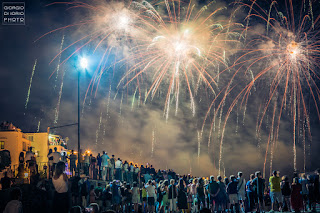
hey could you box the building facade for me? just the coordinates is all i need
[0,123,32,167]
[25,133,68,164]
[25,132,49,164]
[0,122,69,171]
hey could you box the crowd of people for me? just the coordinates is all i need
[1,149,320,213]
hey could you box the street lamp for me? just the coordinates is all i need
[80,58,88,69]
[77,57,88,176]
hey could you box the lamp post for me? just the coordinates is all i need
[78,57,88,176]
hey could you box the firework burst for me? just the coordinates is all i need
[120,0,241,119]
[38,0,159,101]
[206,0,320,174]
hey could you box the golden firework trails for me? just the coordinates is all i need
[204,0,320,174]
[39,0,160,99]
[37,0,320,173]
[40,0,241,118]
[119,0,241,119]
[25,59,37,111]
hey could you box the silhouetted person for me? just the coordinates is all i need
[1,172,11,190]
[25,147,34,164]
[3,187,22,213]
[48,147,62,175]
[69,150,77,177]
[252,171,265,212]
[17,152,25,179]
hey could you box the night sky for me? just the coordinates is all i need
[0,0,319,177]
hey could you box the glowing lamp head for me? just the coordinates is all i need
[80,58,88,69]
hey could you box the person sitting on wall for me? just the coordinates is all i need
[48,147,62,175]
[53,147,62,160]
[25,147,37,174]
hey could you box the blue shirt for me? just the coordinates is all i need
[246,180,253,192]
[101,154,110,167]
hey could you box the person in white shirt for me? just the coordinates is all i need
[25,147,36,172]
[237,171,246,212]
[101,151,110,181]
[3,188,22,213]
[52,161,68,212]
[48,147,61,173]
[115,158,122,181]
[145,180,156,213]
[25,147,35,162]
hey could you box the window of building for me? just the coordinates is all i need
[28,136,34,142]
[0,141,4,150]
[23,142,26,151]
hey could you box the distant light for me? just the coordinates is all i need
[80,58,88,69]
[24,173,29,178]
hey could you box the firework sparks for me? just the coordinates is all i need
[197,130,201,164]
[96,111,103,146]
[35,0,320,174]
[39,0,157,105]
[120,0,240,120]
[54,34,65,90]
[208,0,320,173]
[42,0,240,122]
[25,59,37,111]
[54,70,65,124]
[151,128,155,157]
[37,120,41,132]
